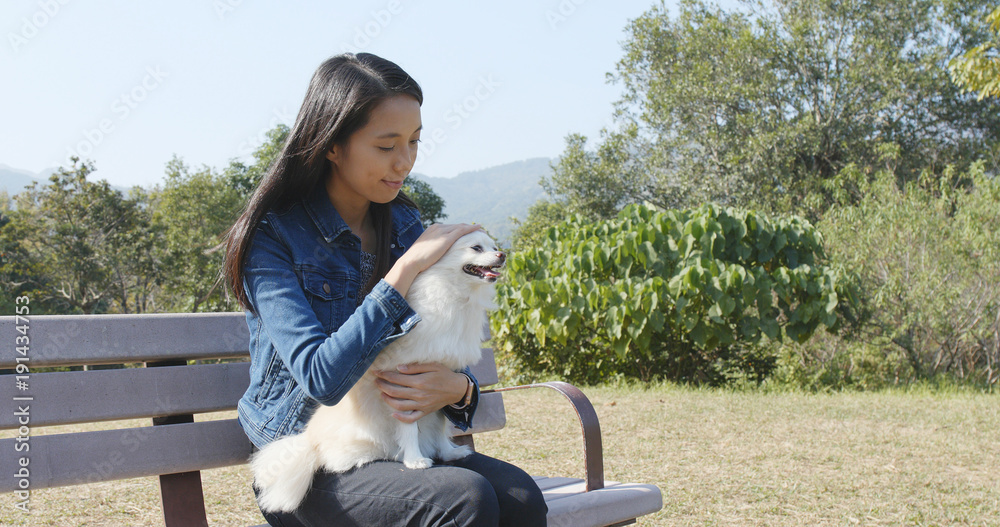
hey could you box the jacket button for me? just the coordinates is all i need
[322,283,331,294]
[390,243,396,248]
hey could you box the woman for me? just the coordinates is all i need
[224,53,547,526]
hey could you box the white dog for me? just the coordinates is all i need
[251,230,505,513]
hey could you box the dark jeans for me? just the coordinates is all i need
[255,452,547,527]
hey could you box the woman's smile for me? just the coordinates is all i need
[382,178,405,191]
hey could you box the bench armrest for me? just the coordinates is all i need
[483,381,604,491]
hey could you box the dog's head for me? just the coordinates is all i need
[406,231,507,310]
[407,229,505,321]
[443,230,505,285]
[415,230,505,302]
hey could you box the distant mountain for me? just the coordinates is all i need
[413,157,551,245]
[0,165,50,195]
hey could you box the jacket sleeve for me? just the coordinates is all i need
[244,220,419,406]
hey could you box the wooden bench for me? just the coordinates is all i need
[1,313,662,526]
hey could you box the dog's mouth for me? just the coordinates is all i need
[463,264,503,283]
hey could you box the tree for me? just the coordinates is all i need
[0,191,50,314]
[151,157,243,312]
[402,178,447,227]
[224,124,289,199]
[6,160,158,314]
[508,200,569,252]
[539,0,1000,222]
[542,124,651,222]
[109,186,161,314]
[950,6,1000,100]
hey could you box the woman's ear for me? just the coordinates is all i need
[325,147,338,163]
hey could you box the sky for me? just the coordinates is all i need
[2,0,715,189]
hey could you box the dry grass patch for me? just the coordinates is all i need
[475,386,1000,526]
[3,387,998,526]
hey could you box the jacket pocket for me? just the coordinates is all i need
[300,267,347,332]
[254,350,291,407]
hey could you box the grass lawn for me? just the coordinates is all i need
[2,385,998,526]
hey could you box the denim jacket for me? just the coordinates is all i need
[237,188,479,449]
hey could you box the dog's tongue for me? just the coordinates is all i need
[482,268,500,279]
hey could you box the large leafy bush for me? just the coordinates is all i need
[492,204,850,385]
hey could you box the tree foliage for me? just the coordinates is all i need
[509,199,570,252]
[402,178,447,227]
[950,6,1000,100]
[542,125,650,221]
[789,160,1000,387]
[0,191,49,315]
[224,124,289,199]
[536,0,1000,226]
[492,203,851,385]
[1,160,158,313]
[151,157,244,312]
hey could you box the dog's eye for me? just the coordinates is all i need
[471,245,483,253]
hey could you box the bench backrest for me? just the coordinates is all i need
[0,313,507,494]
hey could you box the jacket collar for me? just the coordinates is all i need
[303,185,351,243]
[301,185,423,244]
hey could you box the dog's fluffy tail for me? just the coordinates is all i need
[251,433,318,513]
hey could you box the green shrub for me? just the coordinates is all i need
[491,203,851,385]
[787,161,1000,388]
[770,332,916,391]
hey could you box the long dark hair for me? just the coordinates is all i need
[224,53,422,312]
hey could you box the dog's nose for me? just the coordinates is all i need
[496,252,506,264]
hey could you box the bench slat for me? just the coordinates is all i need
[0,313,499,382]
[1,313,502,375]
[0,363,251,430]
[0,313,251,368]
[1,363,504,432]
[452,391,505,437]
[0,392,506,493]
[0,419,252,493]
[469,346,498,387]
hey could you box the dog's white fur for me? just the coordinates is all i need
[251,230,504,513]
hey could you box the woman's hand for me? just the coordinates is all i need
[373,362,469,423]
[383,223,482,297]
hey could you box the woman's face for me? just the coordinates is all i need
[326,94,422,213]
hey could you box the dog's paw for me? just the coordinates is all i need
[439,444,474,462]
[404,457,434,469]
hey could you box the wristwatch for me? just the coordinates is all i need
[448,373,475,410]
